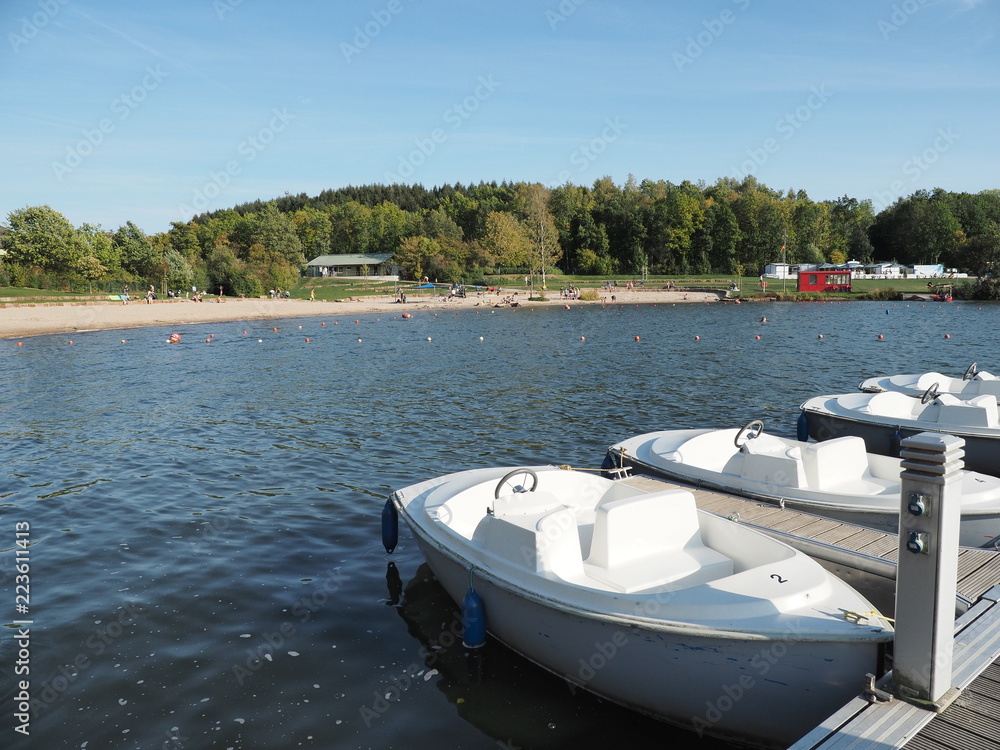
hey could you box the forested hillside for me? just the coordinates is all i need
[3,176,999,297]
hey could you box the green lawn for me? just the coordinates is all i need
[2,275,969,303]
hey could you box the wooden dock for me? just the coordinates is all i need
[619,474,1000,749]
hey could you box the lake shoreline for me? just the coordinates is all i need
[0,289,728,339]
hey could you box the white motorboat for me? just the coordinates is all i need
[385,465,892,748]
[800,390,1000,477]
[607,423,1000,548]
[859,362,1000,399]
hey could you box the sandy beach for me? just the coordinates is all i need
[0,289,726,339]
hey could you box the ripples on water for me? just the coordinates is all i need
[0,300,990,748]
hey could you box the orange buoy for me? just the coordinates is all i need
[580,336,586,341]
[755,335,761,340]
[16,342,22,346]
[168,333,182,344]
[321,322,326,326]
[242,330,248,335]
[210,334,215,338]
[355,320,360,324]
[205,338,211,343]
[298,326,302,330]
[818,334,823,339]
[121,340,126,344]
[877,334,884,340]
[273,327,278,331]
[305,338,310,342]
[944,334,951,339]
[68,340,74,345]
[634,335,640,341]
[694,336,700,341]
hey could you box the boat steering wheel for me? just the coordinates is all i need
[734,420,764,448]
[964,362,978,381]
[494,468,539,499]
[920,382,940,404]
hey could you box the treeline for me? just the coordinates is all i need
[2,176,999,295]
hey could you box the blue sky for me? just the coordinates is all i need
[1,0,996,235]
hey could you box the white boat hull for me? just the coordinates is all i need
[390,466,892,748]
[414,535,882,748]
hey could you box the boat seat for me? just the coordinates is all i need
[802,436,872,490]
[864,391,917,418]
[584,490,733,593]
[479,505,584,580]
[740,443,805,488]
[936,394,999,428]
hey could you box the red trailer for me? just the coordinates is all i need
[797,270,852,293]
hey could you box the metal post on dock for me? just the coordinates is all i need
[892,431,964,709]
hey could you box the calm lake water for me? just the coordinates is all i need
[0,299,991,749]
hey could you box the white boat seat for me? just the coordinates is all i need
[802,436,872,491]
[740,444,805,488]
[584,490,733,593]
[479,505,584,580]
[936,394,999,428]
[864,391,917,418]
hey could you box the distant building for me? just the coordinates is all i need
[797,269,852,293]
[305,253,399,279]
[762,263,793,279]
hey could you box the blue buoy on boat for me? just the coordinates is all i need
[889,427,903,458]
[382,498,398,553]
[600,452,617,479]
[796,412,810,442]
[462,570,486,648]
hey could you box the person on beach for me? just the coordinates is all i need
[146,285,155,303]
[310,288,315,301]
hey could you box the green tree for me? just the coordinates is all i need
[248,204,304,267]
[330,201,373,253]
[115,221,159,278]
[481,211,530,271]
[516,183,562,287]
[4,205,80,269]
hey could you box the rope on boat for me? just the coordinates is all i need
[557,464,606,473]
[842,609,895,625]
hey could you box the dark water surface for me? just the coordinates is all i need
[0,299,990,749]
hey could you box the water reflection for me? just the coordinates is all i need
[389,563,732,749]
